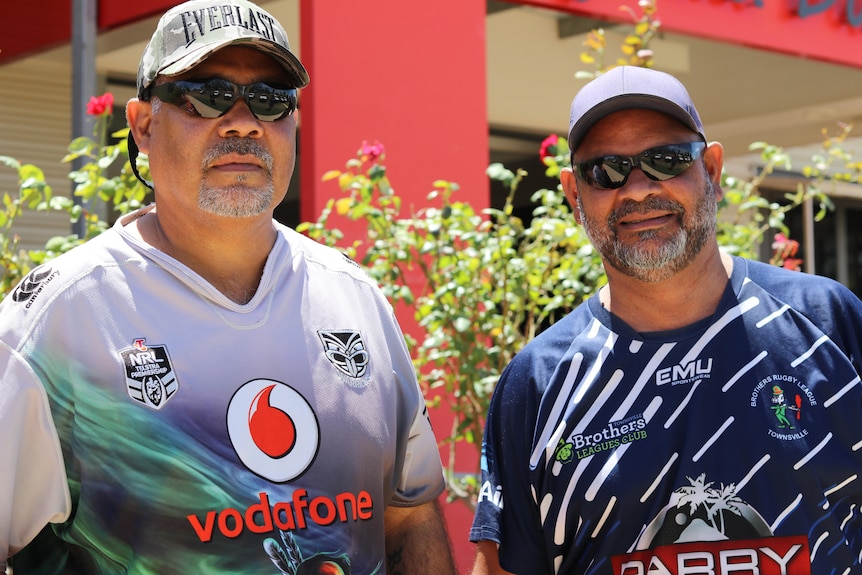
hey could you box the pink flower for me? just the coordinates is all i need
[360,140,385,163]
[86,93,114,116]
[783,258,803,272]
[539,134,559,160]
[771,232,803,271]
[772,233,799,258]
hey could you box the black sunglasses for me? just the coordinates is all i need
[148,79,297,122]
[574,141,707,190]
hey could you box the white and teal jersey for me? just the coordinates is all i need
[471,256,862,575]
[0,207,445,574]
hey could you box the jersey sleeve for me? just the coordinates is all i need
[469,353,550,574]
[0,341,71,565]
[385,314,446,507]
[743,257,862,373]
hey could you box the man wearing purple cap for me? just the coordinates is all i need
[0,0,457,573]
[470,66,862,574]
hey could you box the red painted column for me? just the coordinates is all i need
[299,1,488,571]
[298,0,489,223]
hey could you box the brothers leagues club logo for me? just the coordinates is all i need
[750,374,817,441]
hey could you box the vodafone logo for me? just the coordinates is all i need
[227,379,320,483]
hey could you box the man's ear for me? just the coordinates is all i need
[703,141,725,201]
[560,167,582,224]
[126,98,153,156]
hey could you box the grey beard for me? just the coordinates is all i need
[579,179,717,283]
[199,139,275,218]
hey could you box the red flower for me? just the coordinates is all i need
[771,232,803,271]
[783,258,804,271]
[86,93,114,116]
[360,140,385,163]
[539,134,559,160]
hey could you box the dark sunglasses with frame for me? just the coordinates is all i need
[145,78,297,122]
[573,140,707,190]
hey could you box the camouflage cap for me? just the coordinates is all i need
[136,0,309,97]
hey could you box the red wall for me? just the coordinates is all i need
[5,0,861,68]
[299,1,489,571]
[522,0,862,69]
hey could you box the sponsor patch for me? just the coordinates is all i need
[226,379,320,483]
[120,338,179,409]
[613,535,810,575]
[558,414,648,463]
[619,473,811,574]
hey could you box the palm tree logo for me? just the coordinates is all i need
[677,474,744,538]
[636,472,772,549]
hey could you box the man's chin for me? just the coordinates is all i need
[198,187,273,219]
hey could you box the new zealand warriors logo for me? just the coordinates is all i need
[120,339,179,409]
[318,330,370,387]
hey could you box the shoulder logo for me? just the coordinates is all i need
[750,374,816,441]
[119,338,179,409]
[12,266,60,308]
[318,330,371,388]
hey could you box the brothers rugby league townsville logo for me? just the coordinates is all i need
[119,338,179,409]
[750,374,817,441]
[613,473,811,574]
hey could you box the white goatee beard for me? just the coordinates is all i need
[199,139,275,218]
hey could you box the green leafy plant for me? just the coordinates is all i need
[299,139,604,506]
[0,92,149,293]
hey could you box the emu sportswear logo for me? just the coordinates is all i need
[318,330,370,388]
[227,379,320,482]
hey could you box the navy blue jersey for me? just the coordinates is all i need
[471,256,862,574]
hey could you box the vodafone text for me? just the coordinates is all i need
[188,489,373,541]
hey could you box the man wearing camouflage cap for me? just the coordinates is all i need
[0,1,457,573]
